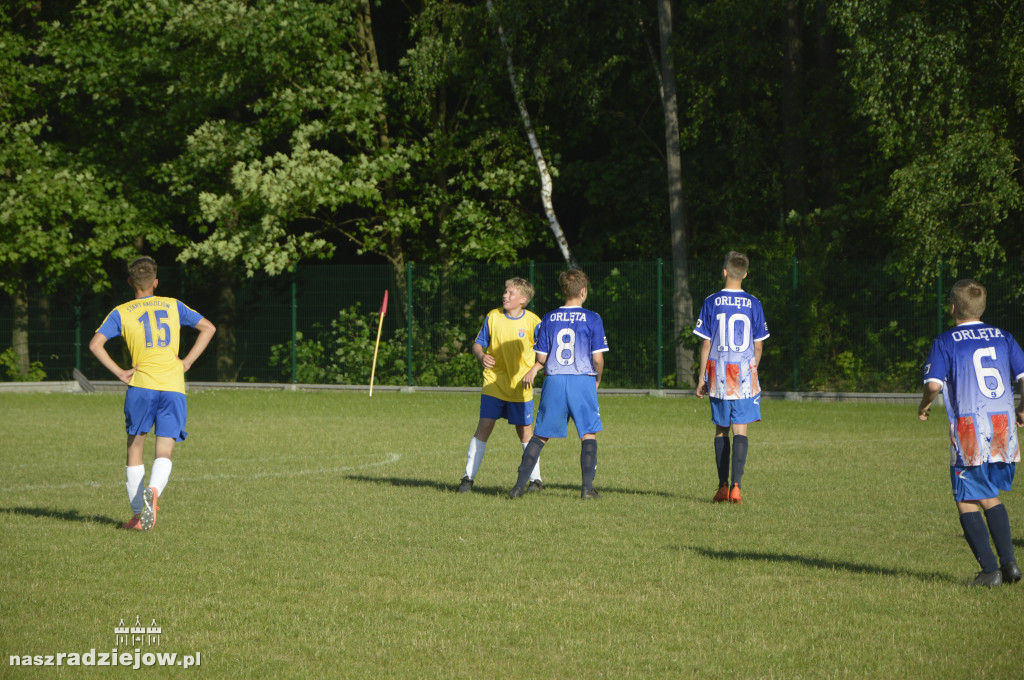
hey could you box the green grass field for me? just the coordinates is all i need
[2,390,1022,678]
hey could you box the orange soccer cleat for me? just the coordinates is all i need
[123,514,143,530]
[728,483,742,504]
[713,483,730,503]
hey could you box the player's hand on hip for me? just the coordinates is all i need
[119,367,136,385]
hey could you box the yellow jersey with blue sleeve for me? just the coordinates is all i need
[476,308,541,403]
[95,296,205,394]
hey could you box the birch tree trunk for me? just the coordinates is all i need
[485,0,575,266]
[656,0,695,387]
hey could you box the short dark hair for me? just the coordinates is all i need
[559,269,589,299]
[950,279,986,320]
[128,256,157,290]
[724,251,749,280]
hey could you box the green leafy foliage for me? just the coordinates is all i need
[0,348,46,381]
[268,304,480,387]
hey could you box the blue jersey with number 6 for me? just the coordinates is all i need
[923,321,1024,467]
[693,289,769,400]
[535,306,609,376]
[96,296,205,394]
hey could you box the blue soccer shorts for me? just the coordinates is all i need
[124,387,189,441]
[479,394,534,426]
[534,374,602,439]
[950,462,1015,502]
[710,394,761,427]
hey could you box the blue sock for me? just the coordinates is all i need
[516,436,545,489]
[714,437,730,485]
[984,504,1016,566]
[731,435,748,487]
[960,511,999,573]
[581,439,597,490]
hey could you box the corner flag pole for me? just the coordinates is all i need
[369,290,388,397]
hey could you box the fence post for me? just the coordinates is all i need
[291,265,298,384]
[936,259,943,337]
[407,262,414,386]
[792,256,799,391]
[528,260,535,312]
[656,258,663,389]
[74,294,82,372]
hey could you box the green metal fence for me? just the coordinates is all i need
[2,260,1022,391]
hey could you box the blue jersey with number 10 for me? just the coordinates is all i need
[923,321,1024,467]
[535,306,609,376]
[694,289,769,400]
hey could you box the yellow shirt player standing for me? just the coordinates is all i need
[459,278,542,492]
[89,257,216,531]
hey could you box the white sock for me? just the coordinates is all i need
[148,458,173,497]
[126,465,146,515]
[526,442,542,482]
[465,438,486,479]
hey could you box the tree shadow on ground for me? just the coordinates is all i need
[681,546,960,585]
[0,506,122,528]
[343,475,675,498]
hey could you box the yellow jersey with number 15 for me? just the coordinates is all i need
[95,296,205,394]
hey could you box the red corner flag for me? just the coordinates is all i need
[379,289,389,318]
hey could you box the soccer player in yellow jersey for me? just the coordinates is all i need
[89,257,216,531]
[459,278,542,493]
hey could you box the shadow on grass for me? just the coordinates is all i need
[683,546,959,585]
[343,475,675,498]
[0,506,122,528]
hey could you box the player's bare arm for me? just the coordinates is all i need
[918,381,942,420]
[754,339,763,367]
[593,351,604,389]
[1017,377,1024,427]
[88,332,135,385]
[472,341,495,369]
[522,356,546,387]
[181,317,217,372]
[696,338,711,398]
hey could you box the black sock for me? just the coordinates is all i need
[731,435,748,487]
[714,437,730,485]
[516,436,545,489]
[960,511,999,573]
[581,439,597,490]
[984,504,1016,566]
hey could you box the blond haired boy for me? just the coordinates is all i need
[459,278,543,492]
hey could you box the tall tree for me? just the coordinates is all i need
[1,2,169,377]
[835,0,1024,284]
[485,0,574,265]
[655,0,695,386]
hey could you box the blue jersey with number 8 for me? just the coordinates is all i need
[96,296,205,393]
[924,321,1024,467]
[534,306,609,376]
